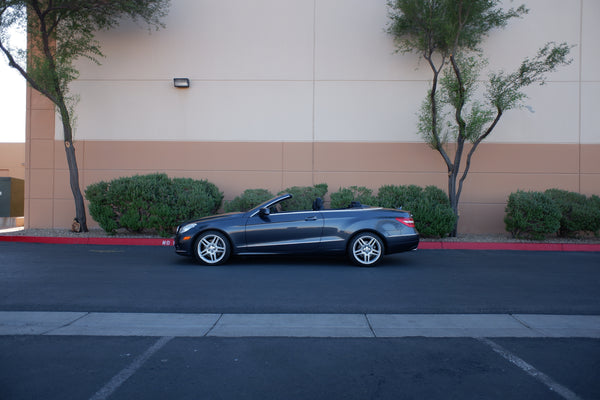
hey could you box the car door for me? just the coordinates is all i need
[244,210,324,254]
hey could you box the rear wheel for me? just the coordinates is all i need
[348,232,384,266]
[194,231,231,265]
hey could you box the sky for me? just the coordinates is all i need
[0,27,26,143]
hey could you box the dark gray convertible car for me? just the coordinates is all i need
[175,194,419,266]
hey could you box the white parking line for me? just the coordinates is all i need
[88,336,174,400]
[477,338,584,400]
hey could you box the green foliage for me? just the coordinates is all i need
[224,189,274,212]
[487,42,573,111]
[504,190,561,240]
[330,186,375,208]
[545,189,600,237]
[376,184,422,209]
[387,0,527,57]
[85,173,223,236]
[387,0,571,237]
[376,185,456,238]
[417,90,446,150]
[589,196,600,236]
[504,189,600,240]
[278,184,328,211]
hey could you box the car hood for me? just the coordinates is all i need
[180,212,244,226]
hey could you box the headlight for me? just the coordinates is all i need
[178,223,197,234]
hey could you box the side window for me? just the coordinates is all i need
[269,203,283,214]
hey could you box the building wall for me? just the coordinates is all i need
[25,0,600,233]
[0,143,25,180]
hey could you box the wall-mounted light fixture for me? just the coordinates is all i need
[173,78,190,88]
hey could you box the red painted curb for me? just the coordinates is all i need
[1,235,599,251]
[418,241,600,252]
[0,236,175,246]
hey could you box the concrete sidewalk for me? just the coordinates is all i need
[1,312,599,338]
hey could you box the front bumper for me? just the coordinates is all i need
[174,234,194,256]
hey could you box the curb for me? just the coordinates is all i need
[0,236,175,246]
[1,235,599,251]
[417,241,600,252]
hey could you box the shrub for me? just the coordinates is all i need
[376,184,456,238]
[376,184,422,209]
[588,195,600,236]
[545,189,600,237]
[278,183,328,211]
[224,189,274,212]
[504,190,561,240]
[85,173,223,236]
[330,186,376,208]
[413,186,458,238]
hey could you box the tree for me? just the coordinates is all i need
[387,0,571,236]
[0,0,170,232]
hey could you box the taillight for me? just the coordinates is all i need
[396,217,415,228]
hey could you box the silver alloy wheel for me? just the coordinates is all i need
[351,233,383,266]
[195,232,229,265]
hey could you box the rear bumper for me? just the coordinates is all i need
[386,234,420,254]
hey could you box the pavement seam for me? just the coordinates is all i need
[364,314,377,337]
[509,314,545,337]
[204,313,224,337]
[41,312,90,336]
[508,314,548,337]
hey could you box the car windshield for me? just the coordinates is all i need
[252,194,292,213]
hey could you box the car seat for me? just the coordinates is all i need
[312,197,324,211]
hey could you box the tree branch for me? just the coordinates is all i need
[424,53,453,171]
[457,106,503,198]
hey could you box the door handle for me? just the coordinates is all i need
[305,216,318,221]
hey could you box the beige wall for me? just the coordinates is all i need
[0,143,25,180]
[24,0,600,233]
[65,0,593,145]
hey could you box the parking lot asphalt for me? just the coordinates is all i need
[1,236,599,400]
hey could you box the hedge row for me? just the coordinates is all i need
[223,185,329,213]
[85,173,223,236]
[85,174,599,241]
[224,184,456,238]
[504,189,600,240]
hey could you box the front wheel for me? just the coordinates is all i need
[348,233,384,266]
[194,231,231,265]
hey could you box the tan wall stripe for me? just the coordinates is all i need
[20,138,600,234]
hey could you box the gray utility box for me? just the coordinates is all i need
[0,177,25,217]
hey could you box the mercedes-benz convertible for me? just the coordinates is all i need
[175,194,419,266]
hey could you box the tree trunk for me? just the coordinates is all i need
[448,169,459,237]
[64,140,88,232]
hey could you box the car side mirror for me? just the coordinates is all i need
[259,207,270,217]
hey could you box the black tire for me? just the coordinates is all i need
[348,232,384,266]
[193,231,231,266]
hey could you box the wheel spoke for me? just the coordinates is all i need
[352,234,382,265]
[198,235,226,263]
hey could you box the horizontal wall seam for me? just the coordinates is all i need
[50,169,600,175]
[73,78,592,84]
